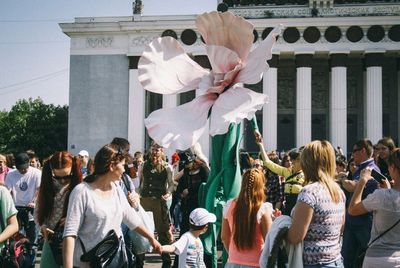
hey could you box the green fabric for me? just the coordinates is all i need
[40,241,62,268]
[200,117,259,267]
[249,116,259,132]
[0,186,18,250]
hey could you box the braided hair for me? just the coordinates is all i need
[232,168,266,250]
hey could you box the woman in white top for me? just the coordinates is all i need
[63,144,161,268]
[349,148,400,268]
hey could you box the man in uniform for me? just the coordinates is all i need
[139,144,174,268]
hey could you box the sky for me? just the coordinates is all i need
[0,0,216,111]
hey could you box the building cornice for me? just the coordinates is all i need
[59,14,400,56]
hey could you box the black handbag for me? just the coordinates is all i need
[354,218,400,268]
[47,221,64,265]
[78,229,129,268]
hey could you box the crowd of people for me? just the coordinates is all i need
[0,134,399,268]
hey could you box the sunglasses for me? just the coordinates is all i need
[352,148,362,153]
[52,170,74,181]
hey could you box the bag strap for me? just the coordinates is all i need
[285,172,301,183]
[77,236,87,254]
[367,217,400,248]
[121,173,131,193]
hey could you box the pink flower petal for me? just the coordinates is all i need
[138,37,209,95]
[196,11,253,61]
[206,45,240,73]
[235,26,282,85]
[209,86,268,136]
[144,94,218,150]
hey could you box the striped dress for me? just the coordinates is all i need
[297,182,346,265]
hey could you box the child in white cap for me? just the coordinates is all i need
[161,208,216,268]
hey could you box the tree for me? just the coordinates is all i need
[0,98,68,161]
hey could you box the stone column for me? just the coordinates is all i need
[162,94,178,109]
[128,68,146,153]
[364,53,384,143]
[295,54,313,148]
[329,53,348,154]
[263,55,278,150]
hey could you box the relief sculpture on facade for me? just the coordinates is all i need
[86,37,113,48]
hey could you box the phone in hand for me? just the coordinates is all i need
[370,169,388,183]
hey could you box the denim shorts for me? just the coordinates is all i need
[303,258,344,268]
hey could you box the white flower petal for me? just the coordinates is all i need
[209,87,268,136]
[144,94,217,150]
[138,37,209,95]
[235,26,282,85]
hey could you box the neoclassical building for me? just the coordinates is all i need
[60,0,400,158]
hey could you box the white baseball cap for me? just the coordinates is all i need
[189,208,216,226]
[78,150,89,157]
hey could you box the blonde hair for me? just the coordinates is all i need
[233,168,266,250]
[300,140,341,203]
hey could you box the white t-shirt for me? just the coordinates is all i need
[5,167,41,206]
[63,182,142,268]
[362,188,400,257]
[173,231,206,268]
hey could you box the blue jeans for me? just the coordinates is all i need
[342,223,371,268]
[304,258,344,268]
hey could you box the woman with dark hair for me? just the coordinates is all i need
[63,144,161,268]
[35,151,83,267]
[281,154,292,169]
[348,148,400,267]
[221,168,273,267]
[375,137,396,179]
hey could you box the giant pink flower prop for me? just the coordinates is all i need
[138,11,281,150]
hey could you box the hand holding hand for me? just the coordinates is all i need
[151,238,162,254]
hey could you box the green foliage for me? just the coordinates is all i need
[0,98,68,160]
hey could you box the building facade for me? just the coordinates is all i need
[60,1,400,158]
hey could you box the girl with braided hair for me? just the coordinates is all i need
[221,168,273,267]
